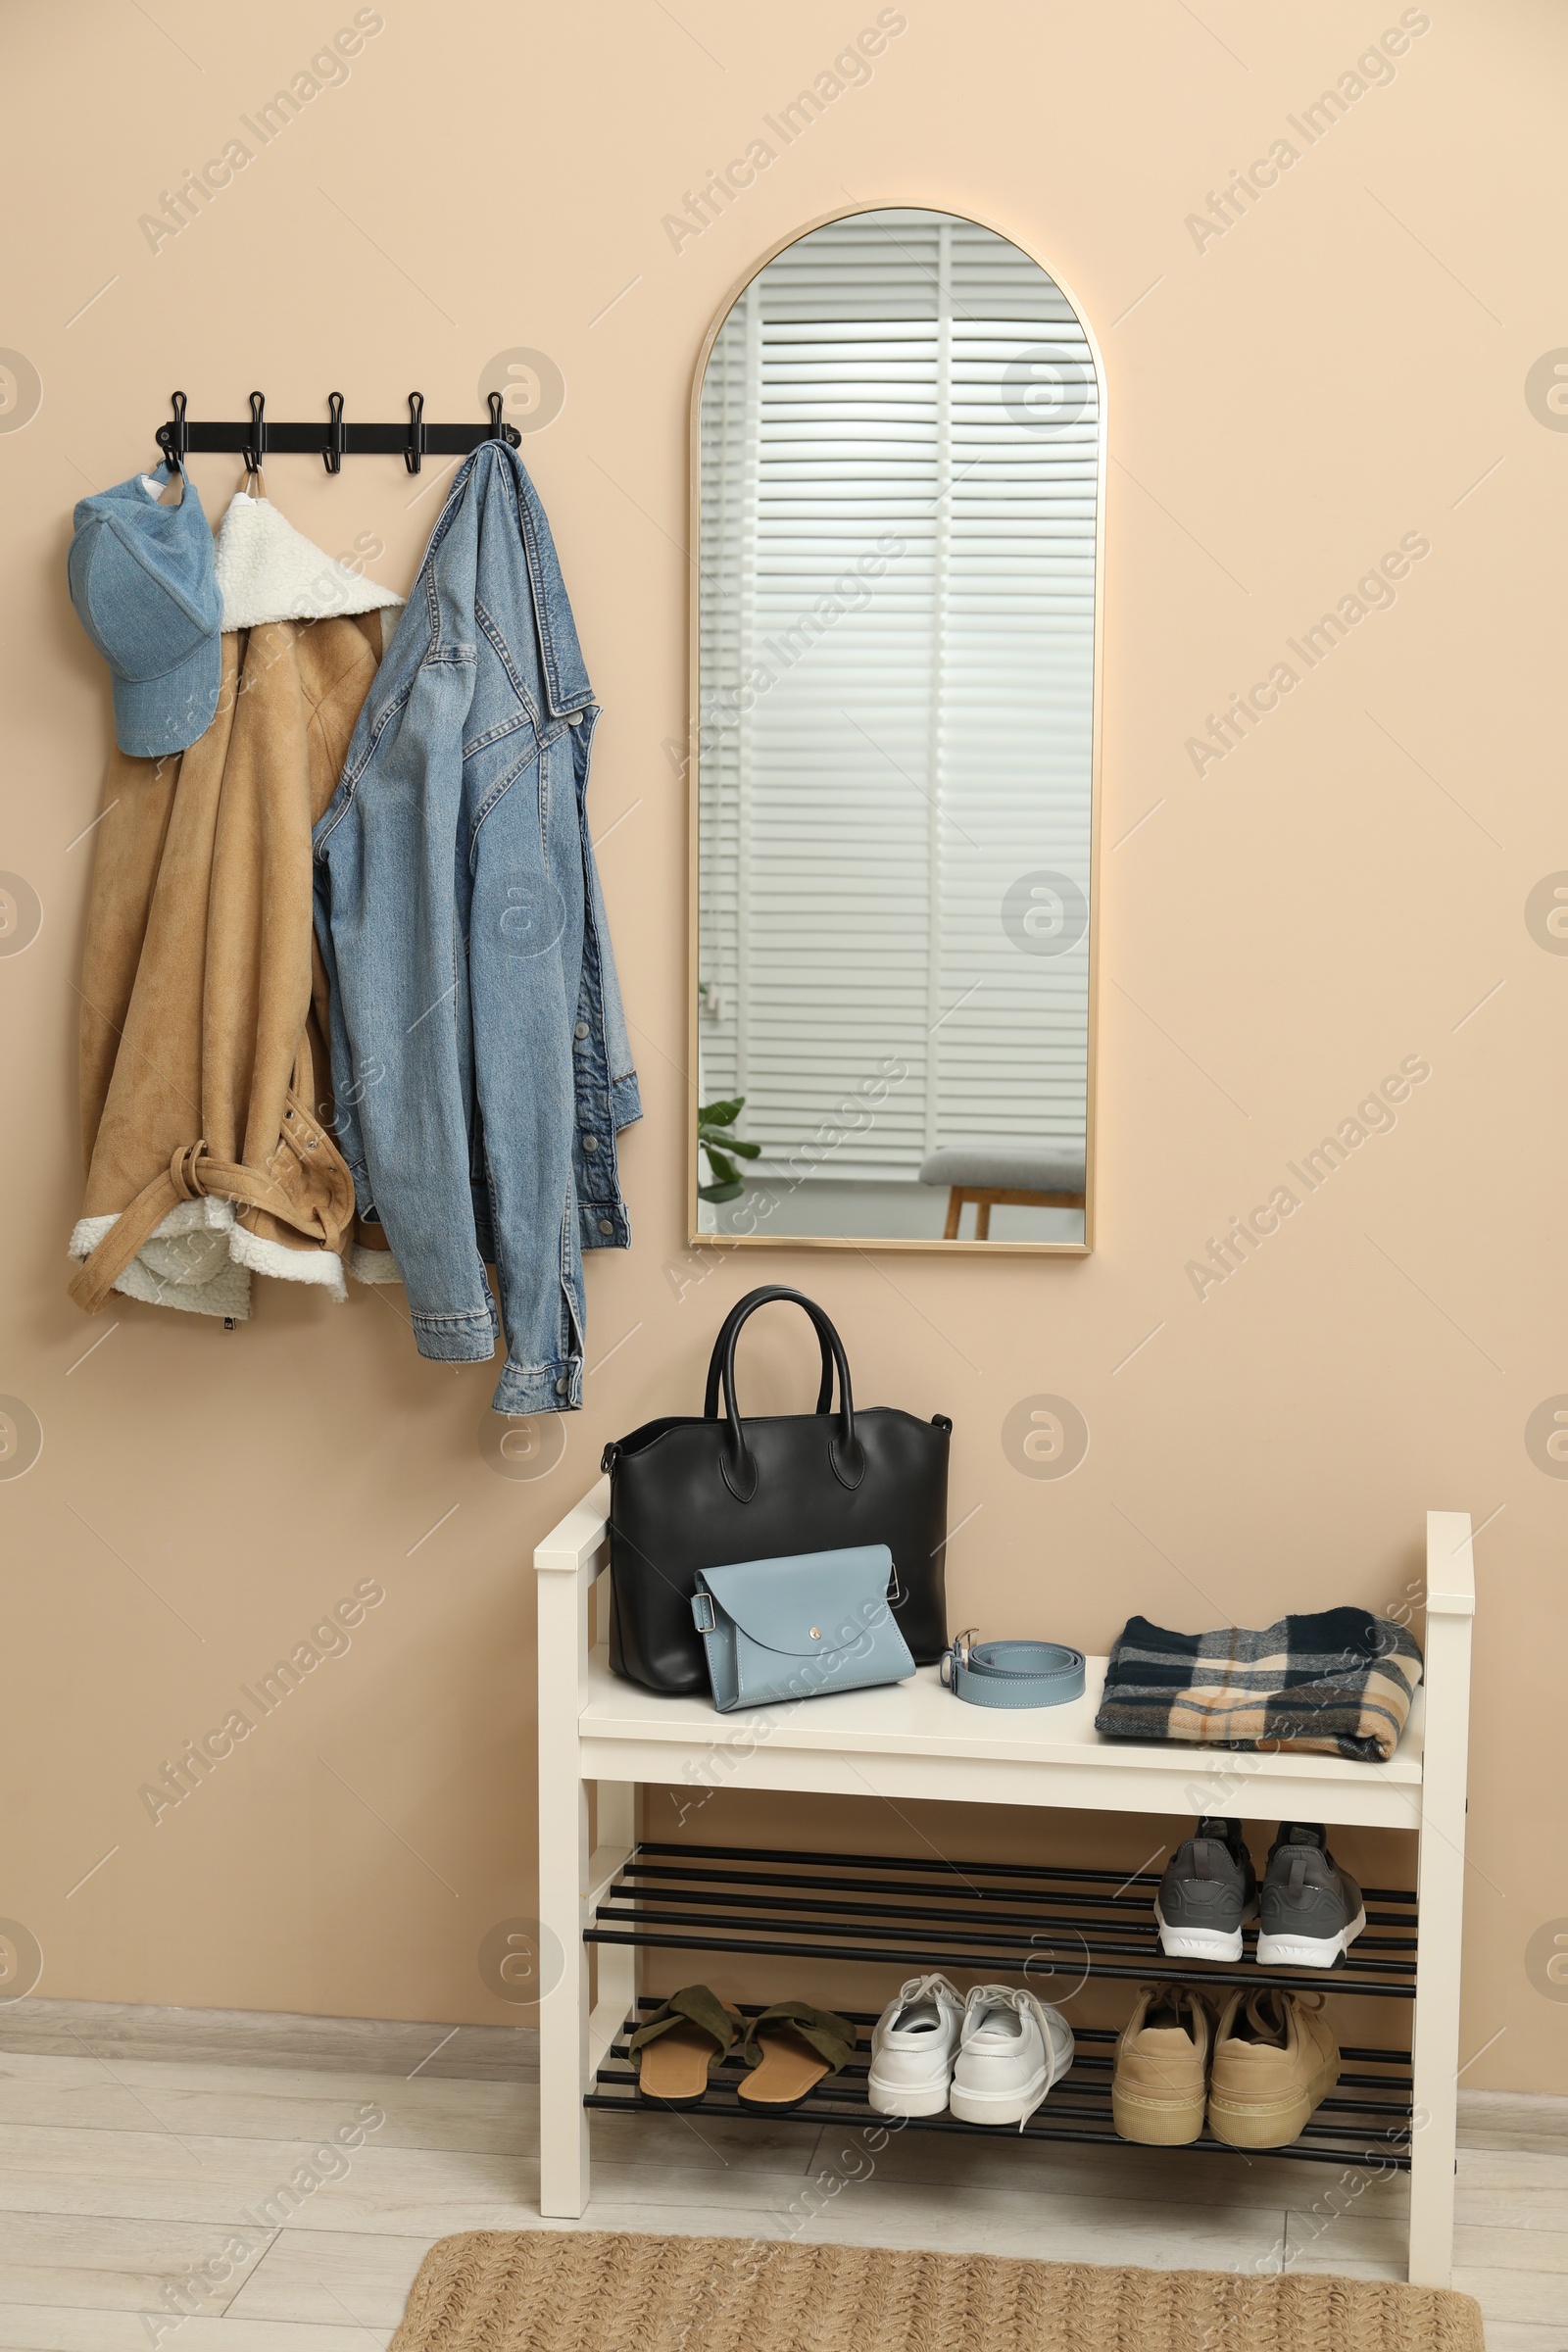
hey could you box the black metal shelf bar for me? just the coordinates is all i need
[603,2034,1413,2097]
[585,1923,1418,1997]
[620,1859,1417,1928]
[581,2084,1412,2172]
[608,2037,1412,2100]
[604,2026,1412,2097]
[633,1841,1420,1906]
[593,2073,1409,2141]
[594,2060,1419,2135]
[592,1909,1419,1984]
[616,1997,1416,2070]
[624,1859,1163,1908]
[611,1862,1419,1937]
[594,2057,1409,2126]
[600,1884,1419,1948]
[592,1904,1417,1982]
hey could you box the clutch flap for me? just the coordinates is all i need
[699,1545,895,1660]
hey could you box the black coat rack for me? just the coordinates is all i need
[156,389,520,477]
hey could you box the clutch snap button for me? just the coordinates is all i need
[809,1626,820,1640]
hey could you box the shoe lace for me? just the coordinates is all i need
[1138,1981,1205,2033]
[896,1971,959,2011]
[1238,1988,1290,2046]
[964,1981,1028,2019]
[966,1982,1067,2039]
[888,1966,963,2023]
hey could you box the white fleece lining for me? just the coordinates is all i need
[215,493,405,630]
[69,1197,350,1315]
[228,1221,348,1301]
[69,1204,253,1321]
[347,1243,405,1287]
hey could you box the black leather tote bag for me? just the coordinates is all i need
[603,1286,951,1695]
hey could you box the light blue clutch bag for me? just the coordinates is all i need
[690,1544,916,1713]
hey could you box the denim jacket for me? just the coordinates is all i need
[313,442,640,1415]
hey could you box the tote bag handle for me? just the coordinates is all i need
[703,1287,864,1502]
[703,1286,835,1419]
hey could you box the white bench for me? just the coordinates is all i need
[536,1494,1474,2287]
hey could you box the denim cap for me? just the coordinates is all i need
[68,464,221,757]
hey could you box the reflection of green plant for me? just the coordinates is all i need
[698,1096,760,1201]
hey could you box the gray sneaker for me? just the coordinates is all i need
[1154,1818,1258,1962]
[1257,1823,1366,1969]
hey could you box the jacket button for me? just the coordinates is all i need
[566,710,584,725]
[598,1218,613,1236]
[555,1376,568,1395]
[581,1135,599,1153]
[573,1021,589,1041]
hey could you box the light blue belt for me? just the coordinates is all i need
[940,1630,1086,1708]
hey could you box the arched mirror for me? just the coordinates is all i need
[690,206,1102,1251]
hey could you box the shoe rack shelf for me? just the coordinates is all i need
[586,1994,1415,2172]
[537,1490,1474,2282]
[583,1844,1416,2168]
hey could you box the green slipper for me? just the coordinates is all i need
[738,2000,857,2109]
[628,1985,741,2107]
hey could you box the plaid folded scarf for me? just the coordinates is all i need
[1095,1605,1423,1762]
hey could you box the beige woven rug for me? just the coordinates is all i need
[388,2228,1484,2352]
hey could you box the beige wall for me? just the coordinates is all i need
[3,0,1562,2091]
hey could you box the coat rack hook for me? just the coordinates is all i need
[404,390,424,475]
[244,389,267,476]
[157,389,189,472]
[324,391,345,475]
[487,389,506,441]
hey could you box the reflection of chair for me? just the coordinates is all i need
[919,1147,1087,1240]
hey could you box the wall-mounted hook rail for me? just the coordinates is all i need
[155,389,519,474]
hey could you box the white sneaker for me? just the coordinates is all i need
[949,1983,1075,2129]
[866,1972,965,2116]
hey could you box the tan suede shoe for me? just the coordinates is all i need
[1111,1984,1211,2144]
[1208,1986,1339,2148]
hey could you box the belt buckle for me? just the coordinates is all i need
[939,1626,977,1691]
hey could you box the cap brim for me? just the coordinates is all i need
[111,628,221,759]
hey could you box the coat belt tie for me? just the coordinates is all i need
[69,1109,355,1315]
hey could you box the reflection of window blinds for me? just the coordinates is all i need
[698,210,1096,1181]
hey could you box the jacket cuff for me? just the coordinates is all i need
[493,1353,581,1414]
[580,1200,630,1250]
[410,1301,497,1362]
[611,1070,642,1129]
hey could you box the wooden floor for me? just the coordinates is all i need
[0,2003,1561,2350]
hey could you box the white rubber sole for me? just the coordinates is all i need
[1152,1898,1254,1964]
[1255,1906,1366,1970]
[866,2072,952,2118]
[948,2035,1073,2127]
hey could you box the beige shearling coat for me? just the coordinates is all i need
[69,579,395,1320]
